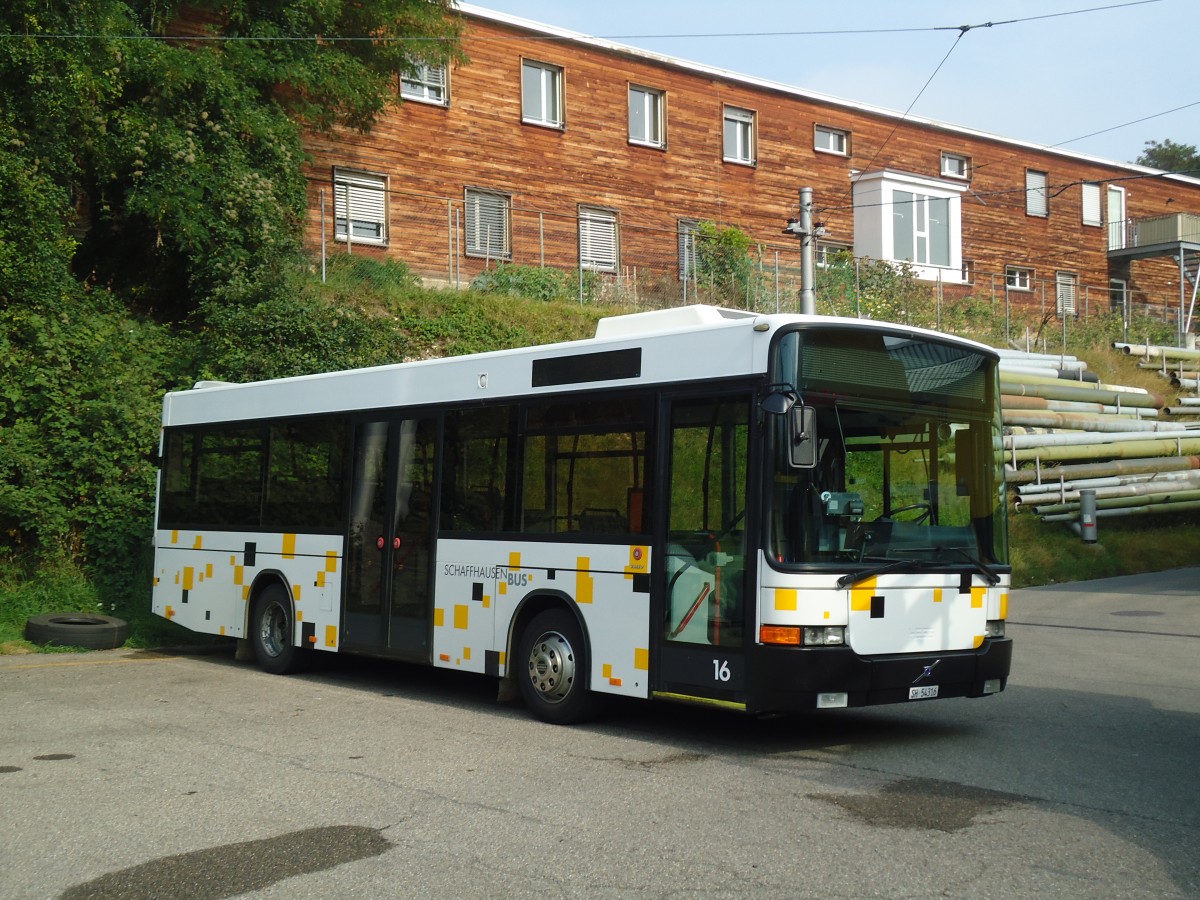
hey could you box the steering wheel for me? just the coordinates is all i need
[880,503,932,525]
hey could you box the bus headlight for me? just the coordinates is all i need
[802,626,845,647]
[985,620,1005,639]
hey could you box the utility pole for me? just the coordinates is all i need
[799,187,816,315]
[783,187,822,315]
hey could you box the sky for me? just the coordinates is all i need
[464,0,1199,168]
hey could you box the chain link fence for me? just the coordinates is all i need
[308,183,1194,345]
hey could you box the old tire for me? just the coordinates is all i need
[25,613,129,650]
[516,608,600,725]
[250,584,307,675]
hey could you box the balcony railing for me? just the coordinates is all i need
[1109,212,1200,252]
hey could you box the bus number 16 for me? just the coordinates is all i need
[712,659,731,682]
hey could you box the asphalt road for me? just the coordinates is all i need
[2,568,1197,898]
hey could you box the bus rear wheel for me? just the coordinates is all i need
[517,608,599,725]
[251,584,307,675]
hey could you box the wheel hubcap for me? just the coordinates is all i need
[260,601,287,658]
[526,630,575,703]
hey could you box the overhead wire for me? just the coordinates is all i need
[0,0,1164,43]
[4,0,1187,223]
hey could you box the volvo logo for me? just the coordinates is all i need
[912,660,941,685]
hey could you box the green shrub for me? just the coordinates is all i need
[323,254,421,296]
[471,263,575,302]
[195,290,408,383]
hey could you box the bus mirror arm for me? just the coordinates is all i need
[760,385,798,415]
[788,406,818,469]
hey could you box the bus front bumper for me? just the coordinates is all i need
[746,637,1013,713]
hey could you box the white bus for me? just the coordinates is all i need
[152,305,1011,723]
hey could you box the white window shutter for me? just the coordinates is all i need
[678,221,698,279]
[1056,272,1077,315]
[580,209,618,272]
[1082,183,1101,226]
[333,171,386,242]
[1026,170,1048,217]
[466,190,510,259]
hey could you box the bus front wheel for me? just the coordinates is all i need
[517,609,599,725]
[251,584,306,675]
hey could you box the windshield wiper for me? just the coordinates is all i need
[836,557,925,589]
[937,546,1001,586]
[835,550,1000,590]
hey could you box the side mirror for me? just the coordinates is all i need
[789,406,818,468]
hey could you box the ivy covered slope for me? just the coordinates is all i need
[0,0,464,647]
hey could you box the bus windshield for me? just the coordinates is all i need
[768,327,1008,569]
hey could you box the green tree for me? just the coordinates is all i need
[1135,139,1200,175]
[814,251,926,324]
[693,221,757,306]
[0,0,464,583]
[0,0,465,317]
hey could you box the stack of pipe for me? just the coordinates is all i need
[1114,342,1200,414]
[1001,346,1200,522]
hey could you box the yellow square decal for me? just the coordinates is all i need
[454,604,469,629]
[775,589,797,611]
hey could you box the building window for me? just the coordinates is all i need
[522,59,564,128]
[1056,271,1078,316]
[1006,266,1033,291]
[678,219,699,280]
[816,241,852,267]
[629,85,665,148]
[1026,169,1049,217]
[893,190,951,267]
[815,125,849,156]
[852,170,965,283]
[1109,278,1128,313]
[723,106,755,165]
[1082,182,1102,226]
[940,151,970,180]
[961,259,975,285]
[465,188,511,260]
[579,206,619,272]
[400,64,448,106]
[333,169,387,245]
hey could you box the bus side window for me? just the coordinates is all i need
[442,406,513,533]
[520,397,651,536]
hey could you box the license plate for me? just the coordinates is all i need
[909,685,939,700]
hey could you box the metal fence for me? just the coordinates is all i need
[309,184,1194,339]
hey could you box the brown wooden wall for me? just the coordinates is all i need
[297,11,1199,319]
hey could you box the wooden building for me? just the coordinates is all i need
[303,4,1200,327]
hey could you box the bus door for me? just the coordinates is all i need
[342,416,437,660]
[655,394,752,708]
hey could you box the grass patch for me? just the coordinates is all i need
[0,561,103,650]
[1009,511,1200,587]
